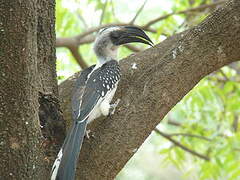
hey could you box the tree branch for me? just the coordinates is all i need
[219,69,230,81]
[124,44,142,52]
[143,0,227,28]
[58,1,240,179]
[110,0,117,20]
[168,132,211,141]
[154,129,210,161]
[129,0,148,24]
[56,37,88,69]
[167,120,182,127]
[77,13,88,29]
[69,46,88,69]
[56,35,95,48]
[99,0,108,26]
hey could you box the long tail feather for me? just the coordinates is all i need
[51,120,87,180]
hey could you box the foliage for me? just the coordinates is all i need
[56,0,240,179]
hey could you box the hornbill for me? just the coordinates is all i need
[51,26,153,180]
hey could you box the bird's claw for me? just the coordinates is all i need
[108,99,120,117]
[85,129,95,139]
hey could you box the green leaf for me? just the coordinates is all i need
[223,81,234,93]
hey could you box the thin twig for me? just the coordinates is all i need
[154,128,210,161]
[167,118,182,127]
[168,133,211,141]
[99,0,108,26]
[232,115,238,132]
[130,0,148,24]
[219,69,230,81]
[143,0,226,28]
[78,14,88,29]
[110,0,117,20]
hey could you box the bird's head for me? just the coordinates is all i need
[93,26,153,62]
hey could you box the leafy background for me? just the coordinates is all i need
[55,0,240,179]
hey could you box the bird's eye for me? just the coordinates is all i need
[110,31,120,39]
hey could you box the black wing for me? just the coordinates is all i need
[77,60,121,121]
[71,65,95,120]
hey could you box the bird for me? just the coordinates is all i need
[50,26,153,180]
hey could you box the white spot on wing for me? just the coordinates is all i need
[172,48,177,59]
[178,45,184,52]
[131,63,137,69]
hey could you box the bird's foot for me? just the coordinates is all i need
[108,99,120,117]
[85,129,95,139]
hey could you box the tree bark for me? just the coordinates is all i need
[37,0,65,174]
[0,0,65,179]
[58,0,240,179]
[0,0,47,179]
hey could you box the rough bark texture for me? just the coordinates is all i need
[37,0,58,95]
[0,0,65,179]
[59,0,240,179]
[37,0,65,172]
[0,0,47,179]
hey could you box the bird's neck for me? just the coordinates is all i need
[97,56,114,64]
[95,46,118,64]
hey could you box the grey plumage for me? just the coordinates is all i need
[52,120,87,180]
[72,65,96,120]
[51,65,94,180]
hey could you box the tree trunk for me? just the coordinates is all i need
[0,0,46,179]
[0,0,65,179]
[1,0,240,179]
[59,0,240,179]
